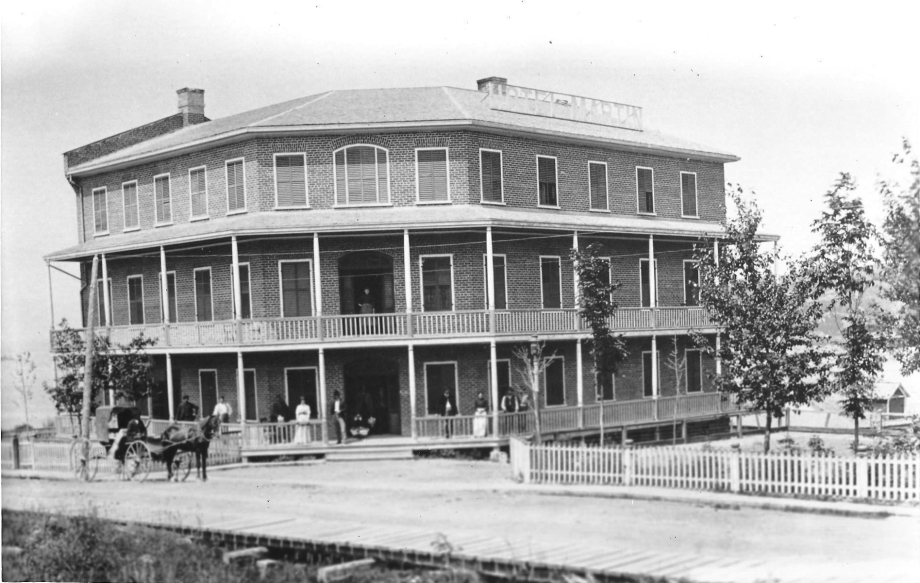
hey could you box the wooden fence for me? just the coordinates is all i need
[509,438,920,501]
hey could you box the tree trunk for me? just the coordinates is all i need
[763,413,772,454]
[596,368,603,447]
[82,256,99,441]
[854,417,859,451]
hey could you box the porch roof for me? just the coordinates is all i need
[48,205,776,262]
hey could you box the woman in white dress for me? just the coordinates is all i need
[473,392,489,437]
[294,397,312,444]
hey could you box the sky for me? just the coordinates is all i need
[2,1,918,428]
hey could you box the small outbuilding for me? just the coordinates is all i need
[871,381,909,414]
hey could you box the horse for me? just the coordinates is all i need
[160,415,221,482]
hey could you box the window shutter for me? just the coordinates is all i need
[335,150,347,205]
[359,146,377,204]
[190,169,207,217]
[376,149,388,203]
[418,149,448,202]
[481,150,502,202]
[123,184,138,229]
[538,157,557,206]
[682,173,697,216]
[589,163,607,210]
[276,157,291,207]
[155,177,170,223]
[276,155,306,207]
[227,161,245,211]
[637,168,653,213]
[94,190,107,232]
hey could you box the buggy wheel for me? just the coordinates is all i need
[70,438,93,482]
[173,452,193,482]
[124,441,152,482]
[86,444,106,482]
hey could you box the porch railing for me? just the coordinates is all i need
[241,420,326,448]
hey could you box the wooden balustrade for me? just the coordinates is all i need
[540,406,581,432]
[242,318,318,344]
[414,415,480,439]
[323,313,408,338]
[494,310,579,334]
[242,420,324,448]
[414,311,491,336]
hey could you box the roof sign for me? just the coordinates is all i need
[483,81,643,132]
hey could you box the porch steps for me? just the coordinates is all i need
[324,447,414,462]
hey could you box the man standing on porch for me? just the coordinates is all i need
[439,389,458,438]
[331,390,346,445]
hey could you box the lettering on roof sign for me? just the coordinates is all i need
[485,83,643,131]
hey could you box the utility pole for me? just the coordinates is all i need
[81,255,99,440]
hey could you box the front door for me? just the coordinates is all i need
[286,368,318,419]
[199,370,218,417]
[343,357,401,435]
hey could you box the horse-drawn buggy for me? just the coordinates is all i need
[70,406,218,482]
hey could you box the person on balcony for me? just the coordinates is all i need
[500,390,519,414]
[473,392,489,437]
[330,390,346,445]
[358,288,375,314]
[294,397,312,444]
[177,395,199,422]
[213,396,232,424]
[439,389,458,439]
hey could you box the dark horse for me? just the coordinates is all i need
[161,415,221,482]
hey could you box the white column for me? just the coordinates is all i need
[576,339,584,406]
[486,227,495,310]
[313,233,323,316]
[166,353,175,422]
[101,254,111,327]
[651,336,659,398]
[318,348,328,442]
[160,246,170,324]
[403,229,413,314]
[489,340,499,434]
[231,236,242,319]
[648,235,656,308]
[408,344,417,438]
[236,352,246,425]
[572,231,580,307]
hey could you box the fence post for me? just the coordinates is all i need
[11,435,20,470]
[856,457,869,498]
[622,447,632,486]
[730,451,741,493]
[522,440,532,484]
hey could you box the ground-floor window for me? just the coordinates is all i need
[425,362,458,415]
[686,350,703,393]
[542,356,565,406]
[285,367,318,418]
[199,369,218,415]
[600,372,615,401]
[244,369,258,421]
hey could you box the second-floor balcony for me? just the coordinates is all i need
[57,306,716,351]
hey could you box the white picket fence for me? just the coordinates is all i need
[509,438,920,501]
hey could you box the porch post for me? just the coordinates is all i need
[714,240,721,375]
[489,341,499,435]
[576,339,584,428]
[101,254,111,327]
[648,234,656,310]
[166,353,175,422]
[318,348,328,444]
[313,233,324,341]
[651,335,659,400]
[231,236,242,343]
[404,229,413,336]
[236,351,246,426]
[160,246,170,324]
[572,231,580,308]
[408,344,417,438]
[486,227,496,334]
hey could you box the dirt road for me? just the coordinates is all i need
[3,459,917,582]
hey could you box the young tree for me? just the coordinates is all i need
[878,139,920,375]
[663,335,686,443]
[571,243,628,445]
[693,186,832,453]
[811,173,888,448]
[12,352,38,430]
[511,340,557,445]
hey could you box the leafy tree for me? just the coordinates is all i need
[12,352,38,430]
[878,139,920,375]
[571,243,628,445]
[43,319,157,429]
[693,186,832,453]
[811,174,888,449]
[511,340,557,445]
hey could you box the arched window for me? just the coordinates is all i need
[334,145,390,206]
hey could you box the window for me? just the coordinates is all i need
[642,351,661,398]
[95,279,113,326]
[640,259,658,308]
[421,255,453,311]
[600,373,615,401]
[681,172,698,217]
[199,370,218,417]
[127,275,144,325]
[160,271,177,323]
[280,260,313,317]
[154,174,171,224]
[686,350,703,393]
[540,256,562,309]
[92,188,108,234]
[636,167,654,214]
[537,156,558,207]
[226,159,246,213]
[275,154,308,208]
[243,369,258,421]
[416,148,449,203]
[425,362,458,415]
[482,254,508,310]
[334,146,389,206]
[285,368,318,419]
[683,260,700,306]
[238,263,252,319]
[589,162,608,211]
[189,167,208,219]
[480,149,503,203]
[194,268,213,322]
[122,181,139,230]
[543,357,565,406]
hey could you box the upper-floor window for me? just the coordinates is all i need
[589,161,608,211]
[238,263,252,319]
[122,181,139,231]
[640,258,658,308]
[154,174,171,224]
[482,254,508,310]
[421,255,453,311]
[416,148,449,203]
[189,166,208,220]
[194,268,213,322]
[275,154,308,208]
[127,275,144,325]
[681,171,698,217]
[636,167,654,214]
[537,156,558,207]
[480,149,503,204]
[92,188,108,234]
[280,260,313,317]
[95,278,112,326]
[334,146,390,206]
[226,158,246,213]
[683,260,700,306]
[540,256,562,309]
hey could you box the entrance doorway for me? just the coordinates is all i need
[338,252,395,315]
[343,357,402,435]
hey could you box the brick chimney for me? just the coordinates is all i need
[477,77,508,93]
[177,88,206,126]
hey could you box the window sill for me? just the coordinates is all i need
[681,214,701,219]
[544,403,568,409]
[537,204,561,210]
[227,209,248,216]
[333,203,392,209]
[123,227,140,233]
[93,231,110,238]
[155,222,174,228]
[275,205,312,211]
[190,215,209,222]
[480,200,506,206]
[636,211,656,217]
[415,200,452,205]
[589,208,611,213]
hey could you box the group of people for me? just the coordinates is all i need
[435,388,527,438]
[175,395,233,423]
